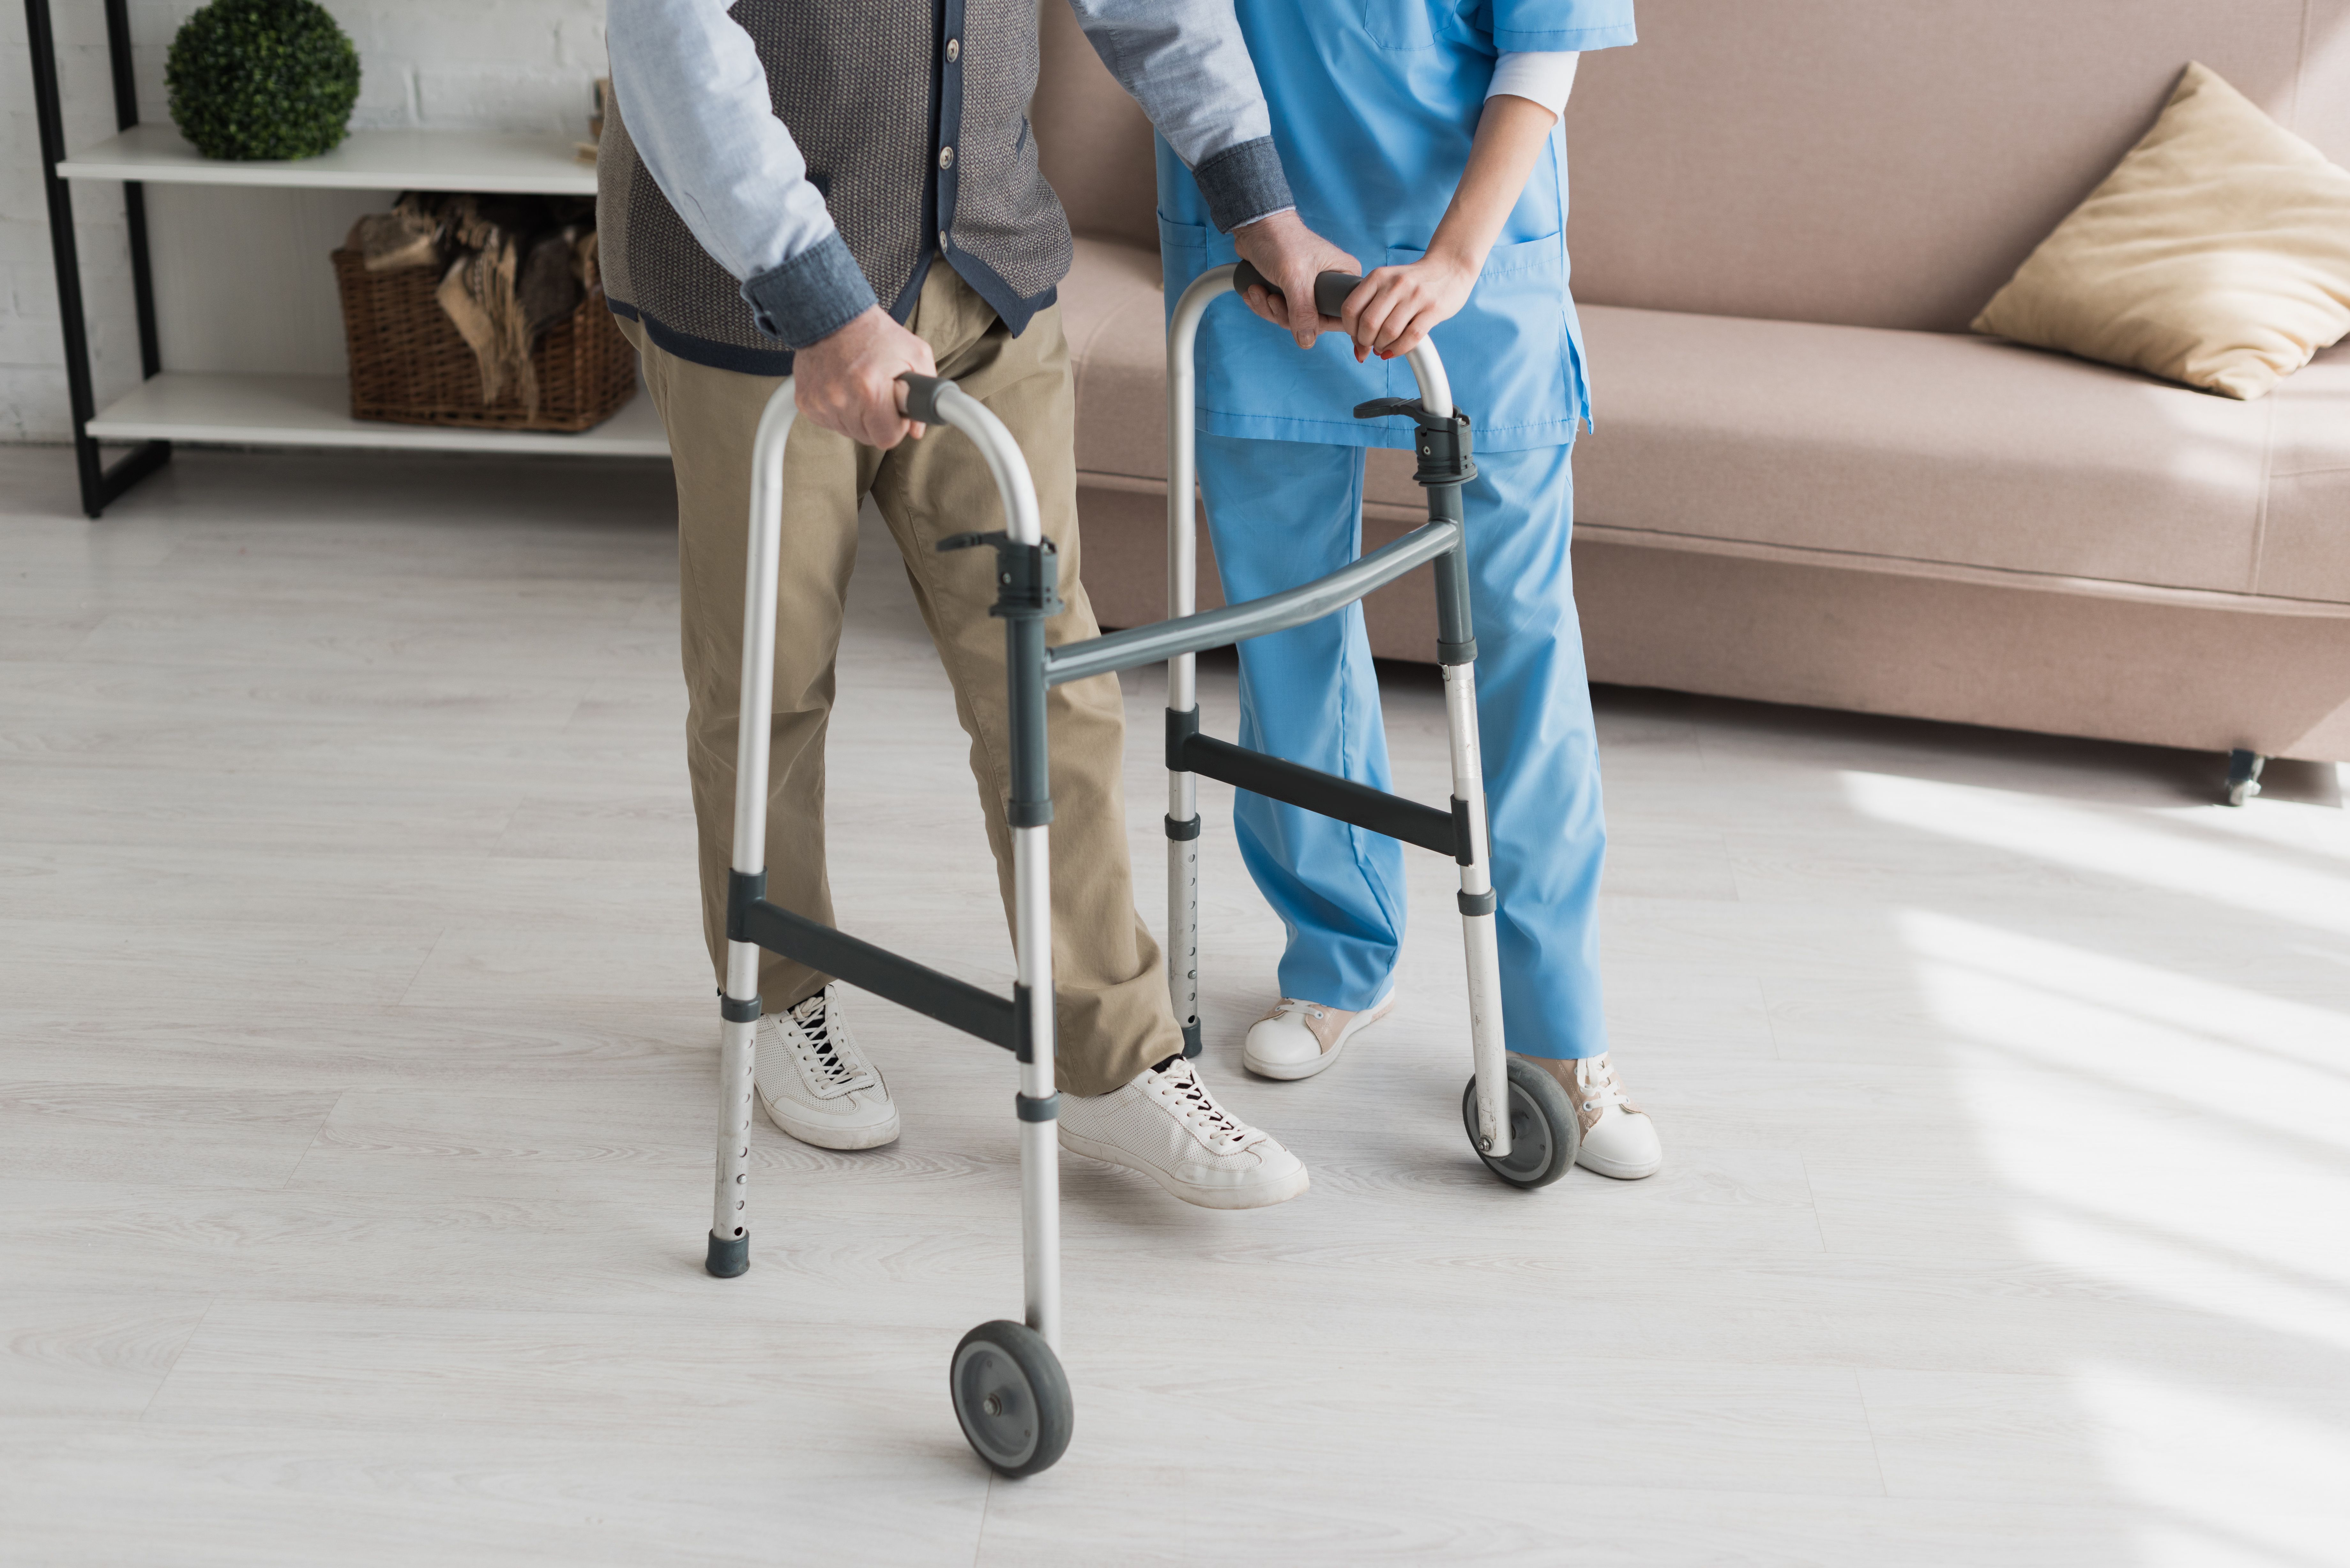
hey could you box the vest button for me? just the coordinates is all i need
[945,36,959,62]
[938,145,954,170]
[939,229,950,252]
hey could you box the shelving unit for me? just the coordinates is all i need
[55,122,600,196]
[84,372,668,456]
[24,0,659,517]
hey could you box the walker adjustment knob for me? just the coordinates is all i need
[939,531,1063,620]
[1353,398,1476,489]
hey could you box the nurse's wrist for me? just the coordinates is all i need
[1422,238,1485,279]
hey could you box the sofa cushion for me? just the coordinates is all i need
[1062,245,2350,604]
[2254,340,2350,600]
[1971,63,2350,401]
[1062,237,1170,482]
[1567,304,2298,595]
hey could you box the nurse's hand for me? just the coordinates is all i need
[1230,211,1359,350]
[1342,252,1477,363]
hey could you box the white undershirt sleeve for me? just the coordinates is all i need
[1485,51,1581,120]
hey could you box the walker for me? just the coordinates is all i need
[701,266,1582,1479]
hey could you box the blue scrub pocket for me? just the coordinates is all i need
[1381,232,1580,445]
[1359,0,1436,50]
[1156,215,1225,317]
[1157,215,1211,257]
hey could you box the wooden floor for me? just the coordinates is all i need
[4,444,2347,1566]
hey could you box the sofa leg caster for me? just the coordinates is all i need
[2224,749,2265,807]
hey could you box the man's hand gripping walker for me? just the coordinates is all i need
[703,265,1582,1479]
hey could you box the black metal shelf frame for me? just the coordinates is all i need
[23,0,171,516]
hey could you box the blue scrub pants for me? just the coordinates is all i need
[1196,433,1609,1061]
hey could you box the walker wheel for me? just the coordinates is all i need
[1461,1059,1579,1189]
[950,1320,1072,1477]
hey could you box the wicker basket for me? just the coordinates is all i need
[331,248,636,432]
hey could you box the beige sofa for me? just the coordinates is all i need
[1032,0,2350,772]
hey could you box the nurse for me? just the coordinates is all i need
[1156,0,1662,1177]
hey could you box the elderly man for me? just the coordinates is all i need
[600,0,1352,1208]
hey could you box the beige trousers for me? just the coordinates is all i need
[622,264,1181,1096]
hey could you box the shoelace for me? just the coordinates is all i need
[1153,1060,1252,1151]
[1574,1053,1628,1116]
[790,993,874,1091]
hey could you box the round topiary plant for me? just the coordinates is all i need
[167,0,361,161]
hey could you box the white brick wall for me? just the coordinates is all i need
[0,1,608,441]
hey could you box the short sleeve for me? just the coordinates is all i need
[1485,0,1634,54]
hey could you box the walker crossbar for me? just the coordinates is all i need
[1168,719,1462,859]
[1040,517,1460,687]
[725,870,1018,1052]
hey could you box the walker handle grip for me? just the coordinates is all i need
[895,372,950,424]
[1232,262,1362,320]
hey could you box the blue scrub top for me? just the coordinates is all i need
[1156,0,1636,453]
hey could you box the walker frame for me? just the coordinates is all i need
[701,265,1577,1479]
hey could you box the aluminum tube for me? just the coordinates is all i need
[1019,1117,1061,1348]
[1166,266,1229,718]
[1013,823,1060,1347]
[1044,521,1458,687]
[730,381,796,877]
[1443,662,1509,1157]
[1013,849,1055,1093]
[1403,340,1453,420]
[711,1010,757,1240]
[1164,268,1230,1044]
[712,380,796,1250]
[928,363,1059,1345]
[932,384,1042,547]
[1168,820,1200,1046]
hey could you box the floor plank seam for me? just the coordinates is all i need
[1849,1365,1894,1499]
[135,1294,220,1425]
[276,1086,351,1192]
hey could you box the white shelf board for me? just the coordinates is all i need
[57,124,597,195]
[86,372,669,457]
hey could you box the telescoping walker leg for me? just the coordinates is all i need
[1164,287,1209,1060]
[705,384,801,1280]
[1156,263,1578,1188]
[705,373,1070,1476]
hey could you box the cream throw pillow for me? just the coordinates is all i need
[1973,62,2350,400]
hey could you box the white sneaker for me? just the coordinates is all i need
[754,985,900,1150]
[1243,990,1396,1081]
[1519,1052,1663,1180]
[1057,1056,1310,1209]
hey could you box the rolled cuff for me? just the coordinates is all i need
[740,231,880,348]
[1491,22,1636,51]
[1192,136,1294,234]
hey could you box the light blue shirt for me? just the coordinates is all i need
[1158,0,1636,452]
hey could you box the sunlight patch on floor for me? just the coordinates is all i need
[1876,881,2350,1560]
[1847,771,2350,939]
[2079,1370,2350,1566]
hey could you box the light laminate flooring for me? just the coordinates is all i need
[4,444,2347,1566]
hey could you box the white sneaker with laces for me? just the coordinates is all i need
[1243,990,1396,1081]
[1520,1051,1662,1180]
[1057,1056,1310,1209]
[754,985,900,1150]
